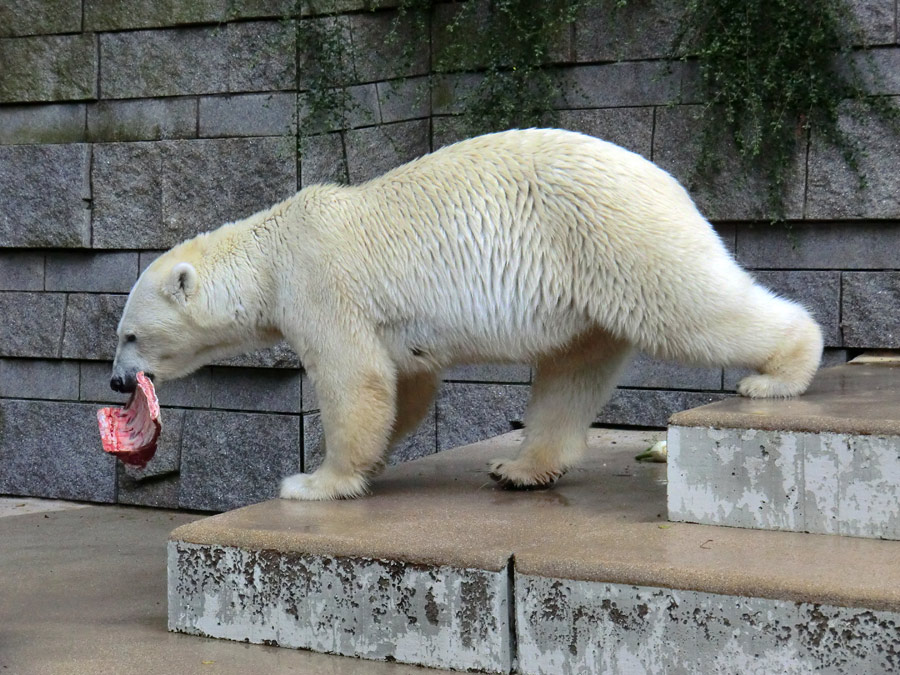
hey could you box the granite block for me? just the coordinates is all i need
[298,84,380,133]
[61,294,128,361]
[78,361,213,407]
[138,250,166,274]
[300,132,348,187]
[653,104,806,221]
[753,270,842,347]
[0,0,82,37]
[87,98,197,142]
[842,272,900,348]
[0,34,97,103]
[0,251,44,291]
[92,138,296,249]
[735,221,900,270]
[0,144,91,247]
[344,119,429,184]
[619,353,722,391]
[213,341,301,369]
[847,0,897,45]
[436,382,529,451]
[100,22,295,99]
[179,410,301,511]
[598,388,730,428]
[200,93,297,138]
[297,15,354,92]
[348,9,430,83]
[0,103,86,145]
[0,399,116,502]
[210,367,302,413]
[807,99,900,219]
[78,360,124,404]
[431,115,469,150]
[431,73,482,117]
[117,407,185,509]
[555,107,654,159]
[0,292,66,358]
[377,76,430,124]
[45,251,139,293]
[559,62,686,109]
[443,364,531,384]
[0,358,79,400]
[85,0,226,31]
[574,0,682,62]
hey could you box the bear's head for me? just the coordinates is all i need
[110,235,278,393]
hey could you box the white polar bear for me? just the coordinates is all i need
[111,128,823,500]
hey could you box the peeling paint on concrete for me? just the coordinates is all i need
[668,426,900,539]
[516,575,900,675]
[167,541,510,673]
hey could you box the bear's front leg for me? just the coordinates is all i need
[281,348,397,501]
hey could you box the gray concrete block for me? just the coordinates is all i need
[436,382,529,451]
[213,341,301,369]
[573,0,682,62]
[842,272,900,348]
[377,76,430,124]
[736,221,900,270]
[45,251,139,293]
[431,73,482,116]
[117,407,185,509]
[431,115,469,150]
[344,119,429,184]
[807,99,900,219]
[0,144,91,247]
[516,574,900,675]
[558,62,687,109]
[85,0,226,31]
[0,103,86,145]
[753,270,842,347]
[92,138,297,249]
[0,399,116,502]
[0,292,66,358]
[443,364,531,384]
[848,0,897,45]
[299,132,348,187]
[555,107,654,159]
[168,542,511,672]
[302,406,436,473]
[100,22,295,99]
[78,361,214,407]
[179,410,301,511]
[0,358,79,400]
[0,251,44,291]
[61,294,128,361]
[138,250,166,274]
[845,46,900,94]
[348,10,430,83]
[0,34,97,103]
[620,353,722,391]
[669,425,900,539]
[200,93,296,138]
[297,15,353,92]
[79,360,124,404]
[598,389,730,428]
[298,84,380,133]
[210,367,302,413]
[87,98,197,142]
[714,223,736,254]
[653,105,806,221]
[0,0,81,37]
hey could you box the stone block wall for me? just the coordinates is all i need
[1,0,899,511]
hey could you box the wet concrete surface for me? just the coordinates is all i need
[0,501,452,675]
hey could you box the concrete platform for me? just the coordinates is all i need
[669,362,900,539]
[169,429,900,674]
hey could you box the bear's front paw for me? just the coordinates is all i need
[280,470,368,501]
[488,459,564,490]
[737,374,802,399]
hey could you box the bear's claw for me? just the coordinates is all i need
[488,461,565,490]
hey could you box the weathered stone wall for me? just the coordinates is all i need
[1,0,899,510]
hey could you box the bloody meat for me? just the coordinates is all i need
[97,372,161,468]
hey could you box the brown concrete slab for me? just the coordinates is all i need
[0,505,450,675]
[670,363,900,435]
[172,429,900,613]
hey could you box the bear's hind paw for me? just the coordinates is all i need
[280,470,368,501]
[488,459,564,491]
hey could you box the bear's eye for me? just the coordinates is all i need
[125,334,137,343]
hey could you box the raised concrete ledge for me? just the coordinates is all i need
[670,363,900,437]
[169,429,900,672]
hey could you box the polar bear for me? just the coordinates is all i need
[111,128,823,500]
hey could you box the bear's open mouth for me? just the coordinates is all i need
[97,371,162,468]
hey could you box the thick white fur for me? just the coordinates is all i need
[112,129,823,500]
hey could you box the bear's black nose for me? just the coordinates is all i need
[110,376,125,392]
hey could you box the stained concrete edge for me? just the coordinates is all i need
[669,363,900,436]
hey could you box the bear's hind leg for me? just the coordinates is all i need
[489,332,633,489]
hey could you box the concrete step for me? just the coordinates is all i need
[668,361,900,539]
[168,429,900,674]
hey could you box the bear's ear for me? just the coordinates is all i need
[165,262,198,304]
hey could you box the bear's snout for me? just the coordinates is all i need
[110,374,136,394]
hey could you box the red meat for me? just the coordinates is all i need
[97,372,161,468]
